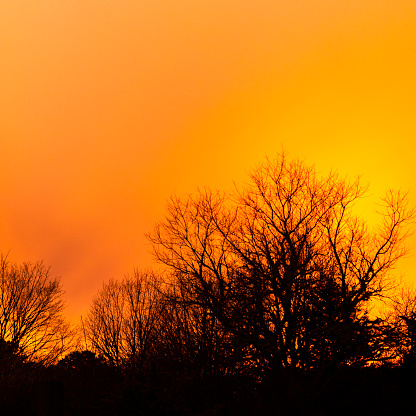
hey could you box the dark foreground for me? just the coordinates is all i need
[2,351,416,416]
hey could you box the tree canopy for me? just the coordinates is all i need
[149,154,415,372]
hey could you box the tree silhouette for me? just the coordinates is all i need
[0,255,72,365]
[149,154,414,373]
[155,282,243,378]
[388,285,416,365]
[84,270,163,372]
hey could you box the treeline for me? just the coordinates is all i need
[2,153,416,415]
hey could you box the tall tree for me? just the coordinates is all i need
[149,154,414,373]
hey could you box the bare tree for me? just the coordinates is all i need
[0,255,71,364]
[84,270,163,371]
[148,154,414,372]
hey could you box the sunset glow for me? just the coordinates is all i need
[1,0,416,321]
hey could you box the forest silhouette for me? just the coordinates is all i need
[1,154,416,415]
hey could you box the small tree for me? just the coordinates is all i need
[0,255,71,364]
[387,285,416,365]
[84,270,163,371]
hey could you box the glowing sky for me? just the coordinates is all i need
[1,0,416,321]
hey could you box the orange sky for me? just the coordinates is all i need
[1,0,416,321]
